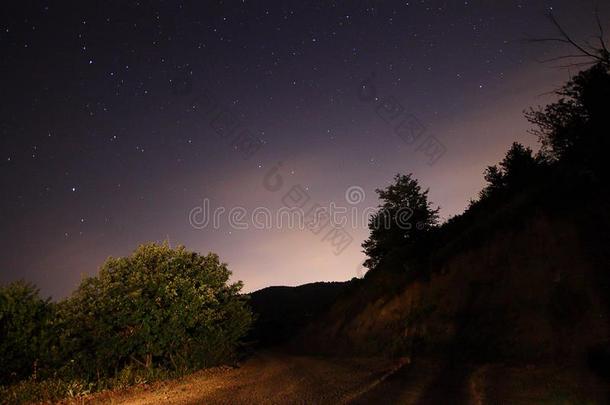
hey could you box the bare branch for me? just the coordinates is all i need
[547,13,601,60]
[594,5,609,54]
[535,89,560,98]
[556,61,598,69]
[524,10,609,68]
[524,37,571,45]
[537,54,595,63]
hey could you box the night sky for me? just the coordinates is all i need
[1,1,605,298]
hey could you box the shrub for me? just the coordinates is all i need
[56,243,253,379]
[0,281,56,384]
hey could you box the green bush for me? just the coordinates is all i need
[0,243,253,403]
[57,243,253,379]
[0,281,56,384]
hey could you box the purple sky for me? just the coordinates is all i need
[1,1,605,298]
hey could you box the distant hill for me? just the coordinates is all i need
[247,281,355,347]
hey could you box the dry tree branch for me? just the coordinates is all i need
[537,54,595,63]
[594,6,609,54]
[557,61,598,69]
[524,10,609,69]
[546,13,600,60]
[526,38,571,45]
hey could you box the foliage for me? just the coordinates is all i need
[57,243,253,379]
[0,366,177,404]
[362,57,610,279]
[0,281,56,384]
[526,61,610,174]
[0,243,252,403]
[362,174,439,270]
[479,142,542,200]
[0,377,72,404]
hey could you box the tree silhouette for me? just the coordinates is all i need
[527,62,610,174]
[526,12,610,177]
[480,142,540,199]
[363,174,439,270]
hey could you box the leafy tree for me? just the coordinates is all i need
[57,243,252,378]
[479,142,540,199]
[524,11,610,176]
[526,62,610,173]
[0,281,56,384]
[362,174,439,270]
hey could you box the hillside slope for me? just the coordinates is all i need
[298,186,610,375]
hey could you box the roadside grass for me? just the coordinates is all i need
[0,365,183,404]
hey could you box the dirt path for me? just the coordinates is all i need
[85,352,404,405]
[80,352,609,404]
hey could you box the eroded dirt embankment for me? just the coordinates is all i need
[302,211,610,364]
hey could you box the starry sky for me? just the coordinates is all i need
[1,1,605,298]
